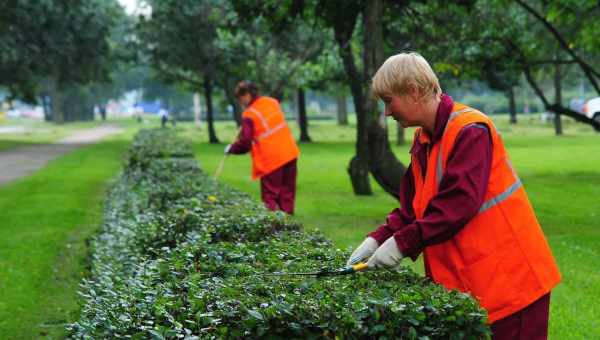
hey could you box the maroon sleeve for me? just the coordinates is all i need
[368,163,416,245]
[393,124,493,259]
[228,118,254,154]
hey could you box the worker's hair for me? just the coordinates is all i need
[371,52,441,101]
[234,81,259,99]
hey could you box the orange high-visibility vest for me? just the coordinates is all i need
[411,103,560,323]
[242,96,300,180]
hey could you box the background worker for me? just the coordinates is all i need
[159,108,169,128]
[347,53,561,340]
[225,81,300,214]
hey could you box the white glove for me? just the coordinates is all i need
[366,236,403,269]
[346,237,379,266]
[224,144,232,154]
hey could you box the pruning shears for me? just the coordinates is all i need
[264,262,369,278]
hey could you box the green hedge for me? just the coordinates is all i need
[126,129,195,171]
[69,129,489,339]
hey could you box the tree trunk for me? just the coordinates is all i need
[508,86,517,124]
[223,77,242,126]
[99,105,107,121]
[335,35,371,194]
[336,93,348,125]
[334,0,406,197]
[193,92,202,128]
[41,94,52,122]
[297,87,311,142]
[203,75,220,143]
[396,122,405,146]
[272,90,284,102]
[554,61,563,135]
[230,100,242,127]
[49,78,64,124]
[361,0,406,198]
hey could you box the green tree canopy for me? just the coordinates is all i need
[0,0,125,122]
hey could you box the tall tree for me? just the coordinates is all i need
[293,37,349,141]
[553,56,564,136]
[336,90,349,126]
[221,5,333,145]
[513,0,600,130]
[399,0,600,131]
[137,0,225,142]
[296,88,311,142]
[326,0,408,196]
[235,0,408,197]
[219,11,327,100]
[0,0,123,122]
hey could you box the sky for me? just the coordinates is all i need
[118,0,151,16]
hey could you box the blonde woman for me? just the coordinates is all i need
[347,52,560,339]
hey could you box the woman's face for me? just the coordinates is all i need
[238,93,252,107]
[382,93,422,128]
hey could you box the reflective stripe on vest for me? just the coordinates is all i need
[479,158,523,213]
[415,103,560,323]
[242,96,300,180]
[247,107,269,130]
[246,105,287,141]
[434,108,522,215]
[257,121,286,141]
[436,107,475,186]
[479,179,522,213]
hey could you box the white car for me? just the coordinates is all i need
[584,97,600,123]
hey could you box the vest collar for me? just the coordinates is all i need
[247,96,260,108]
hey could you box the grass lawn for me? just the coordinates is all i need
[1,112,595,338]
[0,132,133,338]
[183,114,600,339]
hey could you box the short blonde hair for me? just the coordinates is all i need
[371,52,441,101]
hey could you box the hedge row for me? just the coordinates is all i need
[69,129,490,339]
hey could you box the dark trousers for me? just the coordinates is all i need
[491,293,551,340]
[260,159,297,214]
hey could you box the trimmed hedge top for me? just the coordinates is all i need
[126,129,195,171]
[69,129,489,339]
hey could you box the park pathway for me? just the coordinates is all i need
[0,125,122,186]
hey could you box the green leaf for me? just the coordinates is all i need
[248,309,264,321]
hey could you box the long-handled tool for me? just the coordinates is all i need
[263,262,369,278]
[214,127,242,179]
[214,153,228,178]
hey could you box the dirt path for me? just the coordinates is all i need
[0,126,26,134]
[0,125,122,186]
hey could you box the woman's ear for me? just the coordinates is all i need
[407,85,421,103]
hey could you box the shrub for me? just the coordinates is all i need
[69,129,490,339]
[125,129,195,171]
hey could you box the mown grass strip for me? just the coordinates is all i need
[0,138,129,339]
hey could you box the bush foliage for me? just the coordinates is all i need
[69,129,489,339]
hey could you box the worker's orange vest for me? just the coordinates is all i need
[412,103,561,323]
[242,96,300,179]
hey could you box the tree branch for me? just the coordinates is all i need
[271,40,325,95]
[155,63,203,89]
[548,104,600,131]
[515,0,600,93]
[528,59,578,66]
[510,41,600,131]
[522,61,550,108]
